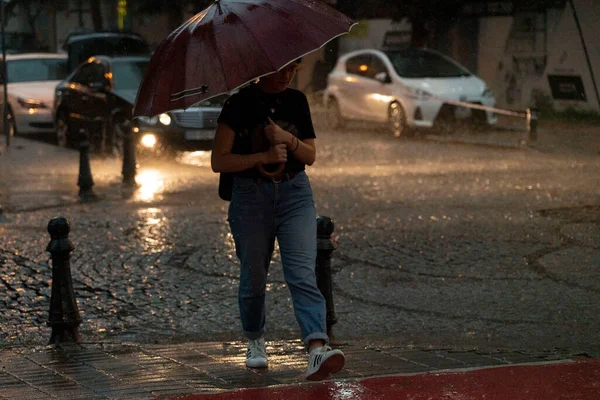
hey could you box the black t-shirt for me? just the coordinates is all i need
[217,85,316,177]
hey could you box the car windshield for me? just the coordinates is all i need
[384,49,471,78]
[111,60,149,91]
[5,58,68,83]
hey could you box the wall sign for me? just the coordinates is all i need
[547,75,587,101]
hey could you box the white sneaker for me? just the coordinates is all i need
[246,337,268,368]
[305,345,345,381]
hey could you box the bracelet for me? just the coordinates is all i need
[291,136,300,152]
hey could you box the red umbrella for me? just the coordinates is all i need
[133,0,356,118]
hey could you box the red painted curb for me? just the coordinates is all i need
[165,358,600,400]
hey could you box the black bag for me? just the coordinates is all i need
[218,172,234,201]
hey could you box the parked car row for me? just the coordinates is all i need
[0,31,224,154]
[1,31,498,154]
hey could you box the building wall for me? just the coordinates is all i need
[544,0,600,111]
[476,1,600,111]
[337,19,412,55]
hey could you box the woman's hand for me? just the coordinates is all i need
[265,118,293,147]
[265,143,288,164]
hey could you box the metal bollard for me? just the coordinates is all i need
[77,129,98,201]
[47,217,82,344]
[526,107,538,142]
[316,216,338,341]
[121,121,138,188]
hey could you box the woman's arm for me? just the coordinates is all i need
[264,119,317,166]
[211,122,288,173]
[290,137,316,166]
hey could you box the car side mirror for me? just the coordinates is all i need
[375,72,392,84]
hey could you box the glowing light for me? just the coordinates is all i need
[133,127,140,133]
[159,113,171,125]
[141,134,157,148]
[369,93,394,102]
[28,108,36,114]
[344,76,357,83]
[359,65,368,72]
[136,170,164,201]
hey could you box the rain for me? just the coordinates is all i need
[0,0,599,399]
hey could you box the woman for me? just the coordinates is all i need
[211,60,345,381]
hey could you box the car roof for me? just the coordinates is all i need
[90,55,151,63]
[65,32,146,45]
[2,52,67,61]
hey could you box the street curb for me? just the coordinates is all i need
[166,357,600,400]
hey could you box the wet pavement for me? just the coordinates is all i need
[0,119,599,397]
[0,341,590,399]
[1,121,599,351]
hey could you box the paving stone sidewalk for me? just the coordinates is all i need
[0,340,584,400]
[1,125,598,399]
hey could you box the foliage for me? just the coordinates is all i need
[2,0,49,42]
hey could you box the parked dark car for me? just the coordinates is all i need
[53,55,225,154]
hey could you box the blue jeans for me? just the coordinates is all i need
[228,171,328,347]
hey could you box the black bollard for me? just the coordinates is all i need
[77,129,98,201]
[0,203,5,223]
[526,107,538,142]
[121,121,138,188]
[47,217,82,344]
[316,216,338,342]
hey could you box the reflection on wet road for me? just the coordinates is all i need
[136,170,165,201]
[176,150,212,167]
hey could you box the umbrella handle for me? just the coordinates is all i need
[256,162,285,179]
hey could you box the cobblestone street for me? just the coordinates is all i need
[1,123,599,356]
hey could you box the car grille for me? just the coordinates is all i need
[173,110,220,129]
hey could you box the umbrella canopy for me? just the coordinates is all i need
[133,0,356,117]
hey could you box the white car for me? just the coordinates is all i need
[1,53,68,138]
[323,48,497,136]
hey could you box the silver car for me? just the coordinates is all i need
[324,48,497,136]
[0,53,68,138]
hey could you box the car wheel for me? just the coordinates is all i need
[326,97,345,130]
[55,111,71,147]
[389,102,408,137]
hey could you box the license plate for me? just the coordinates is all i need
[185,130,214,140]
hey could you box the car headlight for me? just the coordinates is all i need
[159,113,171,126]
[482,88,494,97]
[138,116,158,125]
[17,97,47,109]
[405,87,432,100]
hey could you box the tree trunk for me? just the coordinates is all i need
[90,0,103,31]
